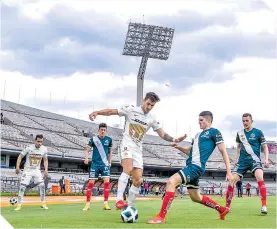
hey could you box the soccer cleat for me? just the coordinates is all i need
[261,206,268,214]
[225,207,231,213]
[83,203,90,211]
[103,203,111,210]
[115,200,128,210]
[14,205,21,211]
[148,214,165,224]
[41,203,49,210]
[219,207,230,220]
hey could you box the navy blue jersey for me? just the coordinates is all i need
[186,128,224,171]
[87,136,112,166]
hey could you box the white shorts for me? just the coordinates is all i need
[119,143,143,169]
[20,168,43,186]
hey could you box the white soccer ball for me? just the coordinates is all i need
[121,206,139,223]
[10,197,18,205]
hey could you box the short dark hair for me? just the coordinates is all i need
[199,111,213,123]
[99,123,107,129]
[242,113,253,120]
[144,92,160,103]
[35,134,43,140]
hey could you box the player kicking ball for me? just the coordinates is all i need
[14,134,48,211]
[148,111,233,224]
[89,92,186,210]
[83,123,113,211]
[225,113,269,214]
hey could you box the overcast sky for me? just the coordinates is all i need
[1,0,276,147]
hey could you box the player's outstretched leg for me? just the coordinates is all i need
[15,185,26,211]
[148,173,180,224]
[103,181,111,210]
[39,183,48,209]
[198,193,229,220]
[83,181,94,211]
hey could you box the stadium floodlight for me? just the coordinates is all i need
[122,22,175,106]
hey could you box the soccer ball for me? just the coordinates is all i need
[10,197,18,205]
[121,206,139,223]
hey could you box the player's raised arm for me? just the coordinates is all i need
[155,128,187,143]
[170,143,191,156]
[89,109,119,121]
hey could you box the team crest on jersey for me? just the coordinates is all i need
[104,140,109,145]
[249,133,256,140]
[201,131,210,138]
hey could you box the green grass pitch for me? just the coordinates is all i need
[1,196,276,228]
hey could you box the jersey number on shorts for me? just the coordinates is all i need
[129,124,146,142]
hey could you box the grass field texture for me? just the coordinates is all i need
[1,196,276,228]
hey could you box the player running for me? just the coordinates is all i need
[83,123,113,211]
[89,92,186,209]
[225,113,269,214]
[14,134,48,210]
[148,111,233,224]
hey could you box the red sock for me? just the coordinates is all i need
[104,182,110,202]
[201,195,225,213]
[86,182,94,202]
[258,180,267,206]
[225,185,234,208]
[159,191,175,218]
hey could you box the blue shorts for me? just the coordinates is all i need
[232,159,263,178]
[89,164,110,179]
[178,164,203,189]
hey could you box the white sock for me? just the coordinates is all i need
[18,185,26,205]
[116,172,130,202]
[127,185,140,207]
[39,184,46,203]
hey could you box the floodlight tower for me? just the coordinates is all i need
[122,23,175,106]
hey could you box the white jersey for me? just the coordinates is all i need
[118,105,162,150]
[21,144,48,169]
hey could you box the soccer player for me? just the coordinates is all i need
[148,111,233,224]
[246,183,251,197]
[83,123,113,211]
[89,92,186,209]
[14,134,48,210]
[225,113,269,214]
